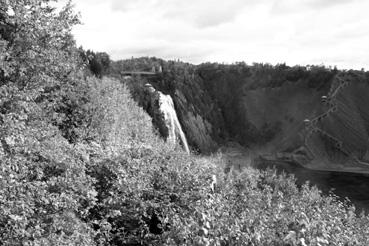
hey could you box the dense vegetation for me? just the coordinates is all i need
[1,1,369,245]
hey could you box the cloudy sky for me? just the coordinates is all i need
[65,0,369,69]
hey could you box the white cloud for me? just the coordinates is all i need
[66,0,369,69]
[110,0,261,28]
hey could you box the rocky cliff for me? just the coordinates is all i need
[114,59,369,173]
[128,82,190,153]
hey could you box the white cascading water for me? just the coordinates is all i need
[158,92,190,154]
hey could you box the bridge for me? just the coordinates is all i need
[120,66,163,77]
[120,71,157,76]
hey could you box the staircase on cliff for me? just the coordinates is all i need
[303,73,369,169]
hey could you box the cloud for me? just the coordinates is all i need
[160,0,250,28]
[271,0,356,14]
[306,0,356,9]
[110,0,155,12]
[66,0,369,69]
[110,0,260,28]
[110,43,214,64]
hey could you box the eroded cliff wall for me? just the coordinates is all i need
[115,59,369,172]
[165,65,369,172]
[198,67,369,172]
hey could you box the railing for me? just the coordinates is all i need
[120,71,157,76]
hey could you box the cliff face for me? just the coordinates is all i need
[160,65,369,173]
[134,83,190,153]
[115,59,369,173]
[300,72,369,172]
[144,66,226,153]
[197,64,332,148]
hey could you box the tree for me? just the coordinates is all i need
[84,50,111,78]
[0,1,96,244]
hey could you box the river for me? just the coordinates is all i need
[257,160,369,214]
[221,145,369,214]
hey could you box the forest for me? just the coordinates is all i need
[1,1,369,245]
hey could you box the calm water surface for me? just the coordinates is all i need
[257,160,369,214]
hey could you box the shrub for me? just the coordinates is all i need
[77,80,369,244]
[2,1,369,245]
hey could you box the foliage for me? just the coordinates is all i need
[71,79,369,246]
[80,77,160,154]
[0,0,96,244]
[159,167,369,245]
[1,1,369,245]
[79,49,111,78]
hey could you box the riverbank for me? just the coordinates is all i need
[220,144,369,214]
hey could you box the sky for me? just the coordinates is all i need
[63,0,369,69]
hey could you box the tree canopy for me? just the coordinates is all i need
[1,1,369,245]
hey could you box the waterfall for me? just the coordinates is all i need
[158,92,190,154]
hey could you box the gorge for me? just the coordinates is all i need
[116,59,369,211]
[123,61,369,172]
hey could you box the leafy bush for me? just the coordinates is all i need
[1,1,369,245]
[77,77,158,152]
[76,79,369,245]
